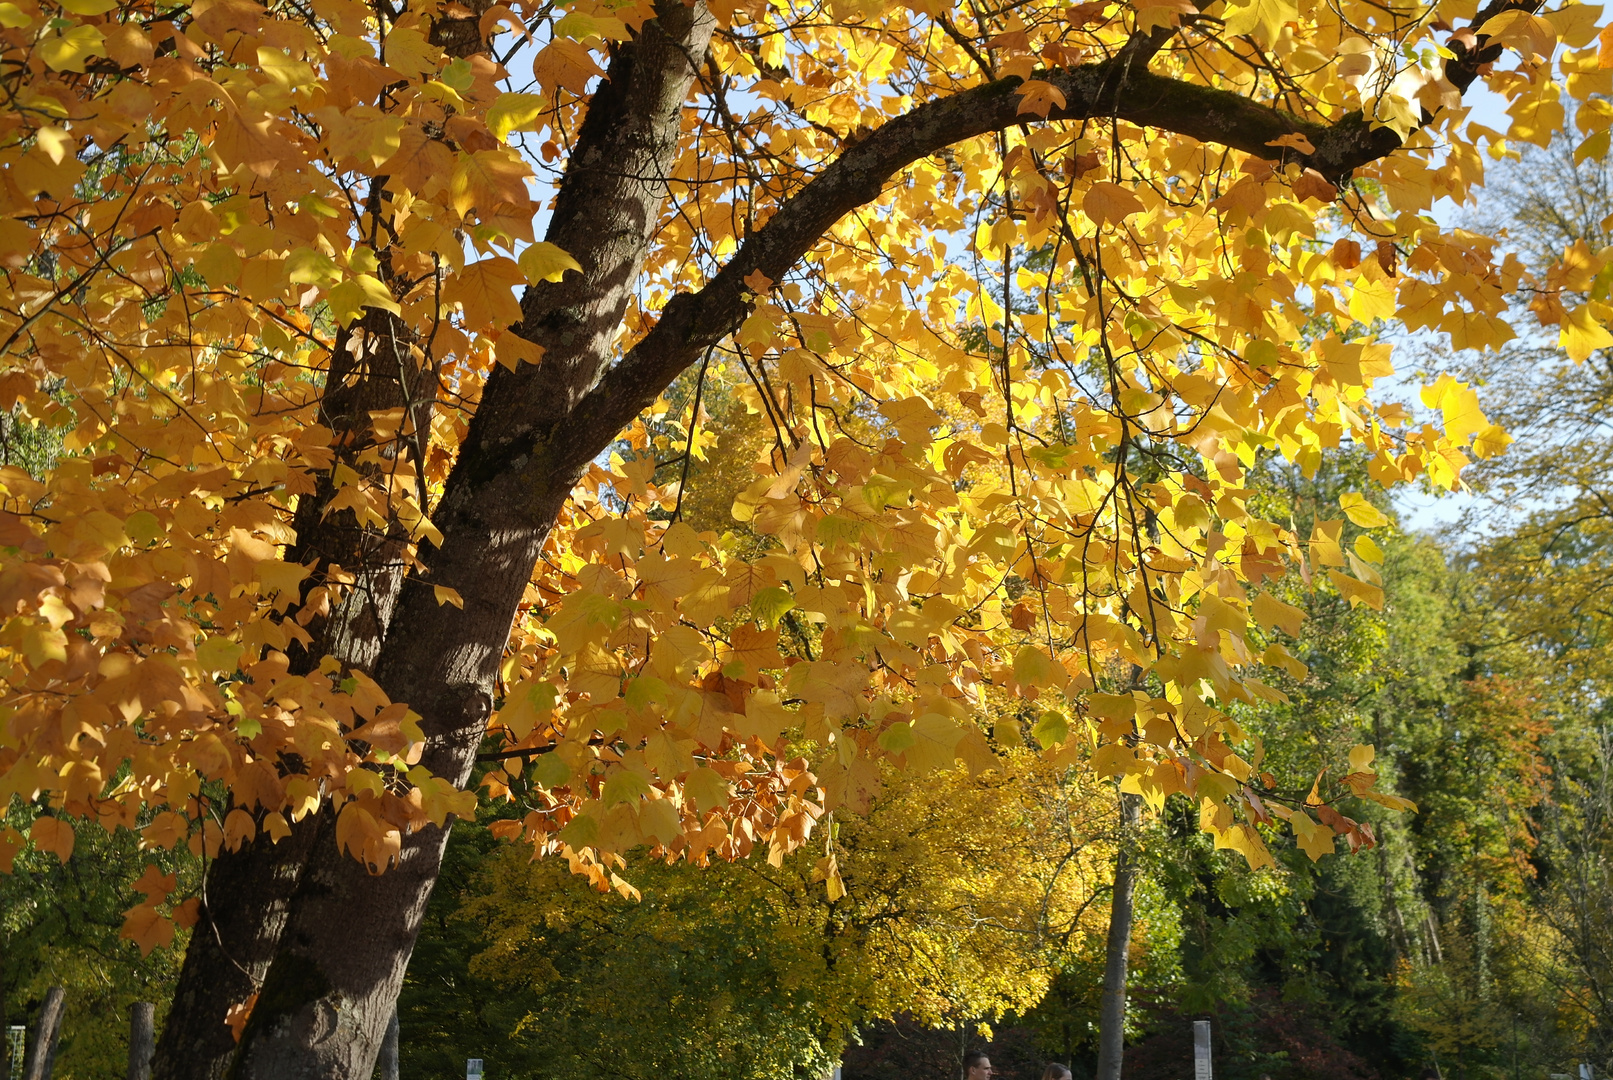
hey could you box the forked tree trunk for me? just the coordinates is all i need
[152,820,321,1080]
[1095,792,1142,1080]
[214,1,717,1074]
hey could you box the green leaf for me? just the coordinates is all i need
[601,768,650,806]
[749,586,797,629]
[440,57,474,92]
[877,721,917,755]
[1031,710,1069,746]
[531,753,570,789]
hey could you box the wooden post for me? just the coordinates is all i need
[21,987,64,1080]
[126,1003,154,1080]
[376,1008,399,1080]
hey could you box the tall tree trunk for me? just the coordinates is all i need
[152,820,322,1080]
[218,2,717,1075]
[127,1003,155,1080]
[21,987,63,1080]
[152,308,451,1080]
[153,8,493,1062]
[1095,792,1141,1080]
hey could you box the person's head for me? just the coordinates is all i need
[1041,1065,1072,1080]
[963,1051,992,1080]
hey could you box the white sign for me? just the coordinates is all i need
[467,1059,484,1080]
[1580,1065,1594,1080]
[1193,1020,1213,1080]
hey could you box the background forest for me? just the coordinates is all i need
[4,132,1611,1080]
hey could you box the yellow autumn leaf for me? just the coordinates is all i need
[1082,181,1145,227]
[1328,569,1385,610]
[29,816,74,863]
[1544,2,1603,46]
[519,241,584,284]
[1562,302,1613,361]
[1347,276,1396,324]
[1354,534,1384,563]
[1290,810,1336,861]
[120,904,176,957]
[487,93,547,143]
[1478,8,1559,57]
[1339,493,1390,528]
[1471,423,1513,459]
[1440,382,1489,443]
[447,257,526,329]
[1576,129,1610,167]
[38,24,105,71]
[1348,744,1376,774]
[1221,0,1297,44]
[1251,591,1305,636]
[1016,79,1067,118]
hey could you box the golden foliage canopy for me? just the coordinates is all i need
[0,0,1601,940]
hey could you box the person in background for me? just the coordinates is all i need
[1041,1065,1072,1080]
[963,1051,993,1080]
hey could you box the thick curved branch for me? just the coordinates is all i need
[552,0,1530,469]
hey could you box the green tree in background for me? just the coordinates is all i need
[2,801,195,1080]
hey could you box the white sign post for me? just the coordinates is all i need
[1193,1020,1213,1080]
[467,1058,485,1080]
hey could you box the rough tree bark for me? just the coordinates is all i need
[151,8,499,1076]
[127,1003,155,1080]
[20,987,62,1080]
[1095,792,1142,1080]
[221,1,718,1075]
[150,0,1532,1073]
[149,310,448,1080]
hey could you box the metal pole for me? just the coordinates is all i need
[1192,1020,1212,1080]
[376,1008,399,1080]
